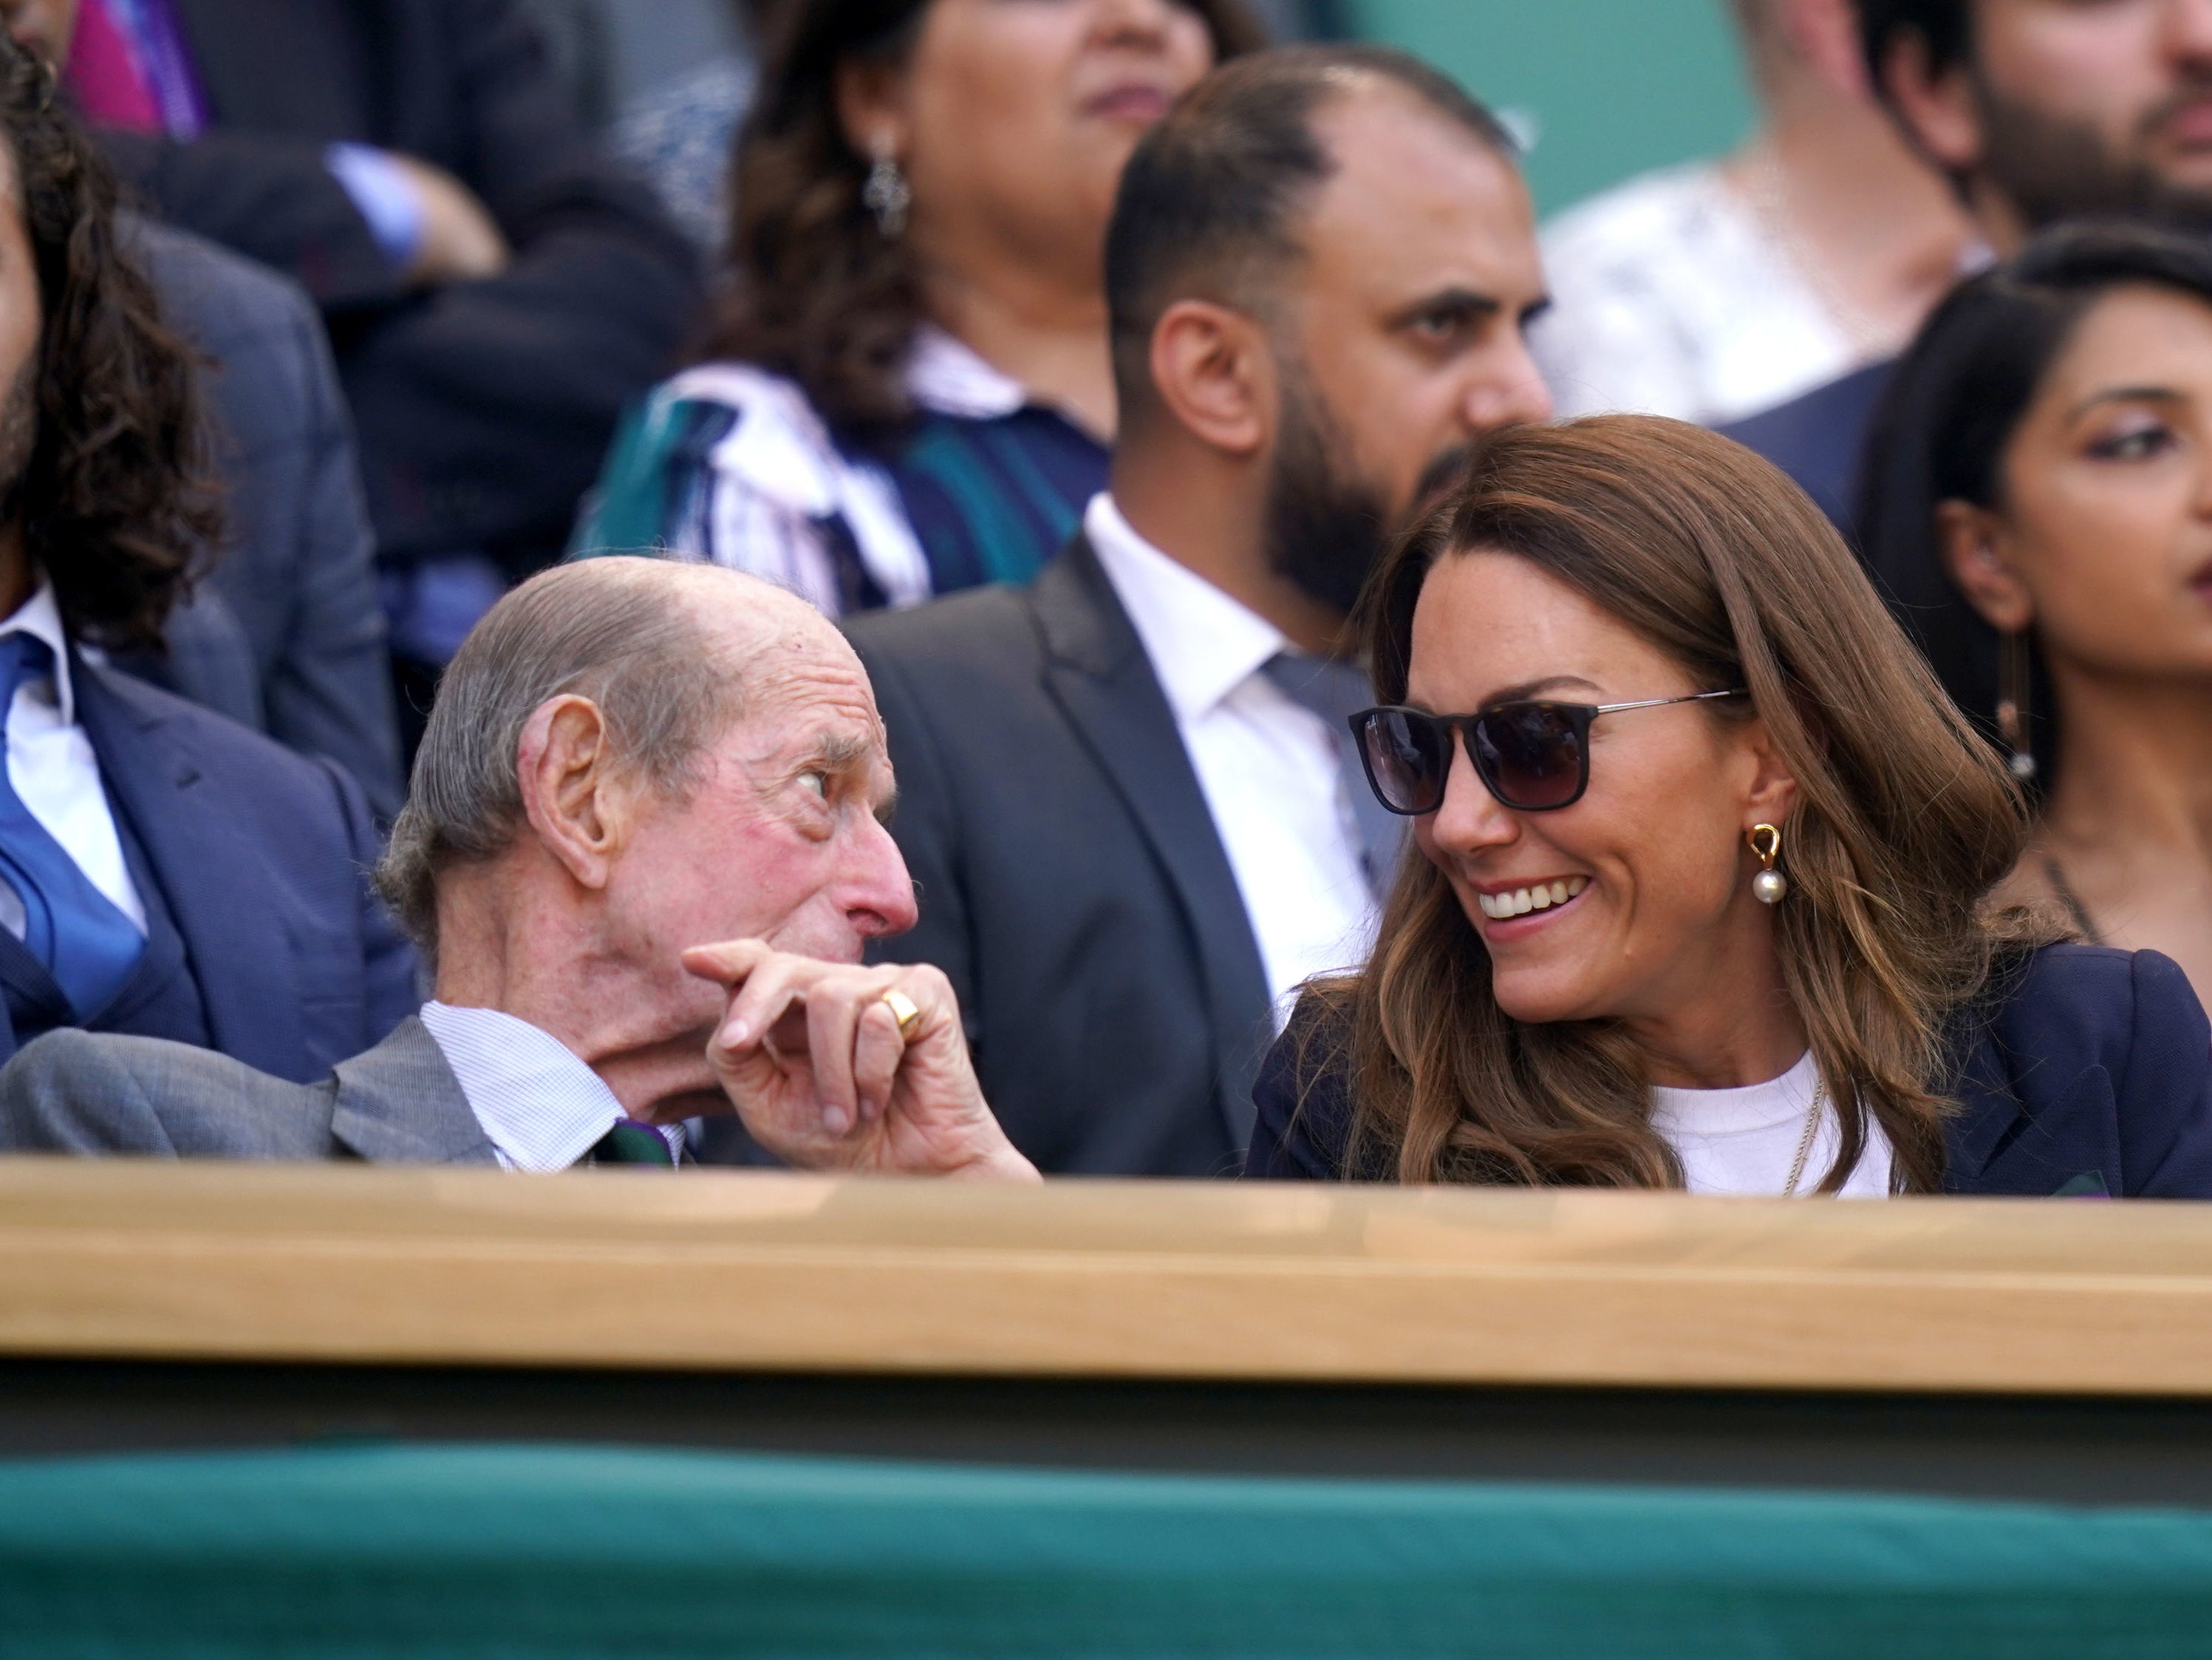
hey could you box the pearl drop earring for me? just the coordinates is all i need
[1749,823,1787,905]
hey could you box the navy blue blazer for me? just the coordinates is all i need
[1715,359,1894,542]
[24,652,421,1083]
[1246,946,2212,1198]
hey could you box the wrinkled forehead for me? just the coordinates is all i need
[730,621,890,758]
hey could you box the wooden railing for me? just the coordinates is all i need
[2,1158,2209,1396]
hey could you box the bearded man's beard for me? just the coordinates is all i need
[1976,70,2212,234]
[1261,368,1478,621]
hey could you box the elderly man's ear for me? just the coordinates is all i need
[516,694,636,889]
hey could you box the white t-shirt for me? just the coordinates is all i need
[1648,1051,1894,1198]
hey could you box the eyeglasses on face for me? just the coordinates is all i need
[1349,690,1747,816]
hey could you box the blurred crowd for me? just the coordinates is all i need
[0,0,2209,1196]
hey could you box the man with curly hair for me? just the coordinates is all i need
[0,34,414,1079]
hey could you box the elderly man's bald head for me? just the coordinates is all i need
[375,558,860,953]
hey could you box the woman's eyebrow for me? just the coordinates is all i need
[2066,384,2184,421]
[1483,674,1603,703]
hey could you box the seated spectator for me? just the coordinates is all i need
[0,559,948,1169]
[1533,0,1973,426]
[686,420,2212,1200]
[837,46,1551,1175]
[576,0,1262,618]
[1724,0,2212,536]
[0,6,403,817]
[28,0,704,683]
[1857,224,2212,1008]
[0,38,413,1081]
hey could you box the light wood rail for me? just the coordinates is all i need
[2,1158,2210,1396]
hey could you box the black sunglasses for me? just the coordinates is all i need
[1350,690,1747,816]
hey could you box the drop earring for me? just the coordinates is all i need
[1996,628,2035,782]
[861,137,910,239]
[1749,823,1786,905]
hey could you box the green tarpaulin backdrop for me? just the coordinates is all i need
[4,1442,2212,1656]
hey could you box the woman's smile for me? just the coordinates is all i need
[1472,874,1591,924]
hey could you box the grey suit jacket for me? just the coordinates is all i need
[0,1017,496,1164]
[838,535,1272,1178]
[117,216,405,823]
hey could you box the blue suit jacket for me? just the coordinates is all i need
[1246,946,2212,1198]
[18,652,421,1084]
[1715,360,1895,542]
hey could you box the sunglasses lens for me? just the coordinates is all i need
[1356,708,1450,814]
[1472,703,1585,810]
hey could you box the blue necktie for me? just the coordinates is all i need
[1262,652,1405,900]
[0,633,143,1017]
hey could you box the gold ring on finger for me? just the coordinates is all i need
[880,988,923,1039]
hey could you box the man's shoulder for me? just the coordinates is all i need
[81,660,352,816]
[0,1028,334,1157]
[125,214,318,355]
[844,585,1048,689]
[1716,358,1897,532]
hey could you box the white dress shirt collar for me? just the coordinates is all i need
[0,581,76,723]
[1083,493,1287,723]
[417,1001,683,1172]
[904,325,1029,420]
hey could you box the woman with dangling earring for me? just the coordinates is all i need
[1240,414,2212,1198]
[1857,222,2212,1011]
[573,0,1264,619]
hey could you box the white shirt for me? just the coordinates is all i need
[418,1001,685,1172]
[1530,162,1870,426]
[1648,1051,1895,1198]
[0,582,145,941]
[1083,493,1375,1024]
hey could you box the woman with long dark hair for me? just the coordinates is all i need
[578,0,1261,616]
[1857,223,2212,1008]
[1243,416,2212,1197]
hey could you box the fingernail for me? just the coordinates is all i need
[825,1104,849,1135]
[722,1021,748,1048]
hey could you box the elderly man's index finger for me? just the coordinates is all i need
[681,938,776,986]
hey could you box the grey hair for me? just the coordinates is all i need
[374,557,754,959]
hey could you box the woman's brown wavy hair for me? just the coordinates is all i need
[1311,416,2058,1194]
[0,37,216,649]
[703,0,1266,440]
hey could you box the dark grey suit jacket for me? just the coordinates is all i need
[0,1017,495,1164]
[841,536,1271,1178]
[122,216,404,821]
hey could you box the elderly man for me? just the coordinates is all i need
[0,556,1037,1175]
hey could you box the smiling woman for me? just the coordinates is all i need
[1245,415,2212,1200]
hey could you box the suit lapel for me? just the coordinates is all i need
[1031,538,1274,1147]
[72,656,307,1080]
[330,1015,498,1165]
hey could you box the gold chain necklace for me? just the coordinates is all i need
[1781,1080,1826,1198]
